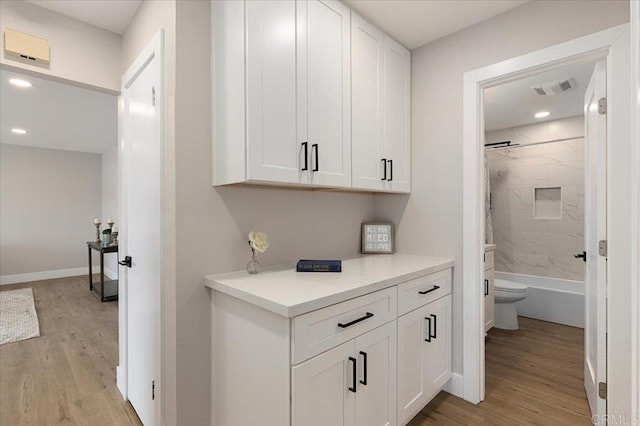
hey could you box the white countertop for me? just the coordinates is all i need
[205,254,454,317]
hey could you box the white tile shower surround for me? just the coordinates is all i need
[486,118,585,281]
[485,115,584,147]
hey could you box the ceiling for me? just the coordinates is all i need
[0,69,117,153]
[484,60,597,131]
[26,0,141,34]
[24,0,527,48]
[344,0,528,49]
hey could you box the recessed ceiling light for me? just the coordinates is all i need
[11,128,27,135]
[534,111,550,119]
[9,78,32,88]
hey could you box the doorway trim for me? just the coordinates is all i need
[461,23,631,410]
[117,29,165,425]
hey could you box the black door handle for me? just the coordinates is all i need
[301,142,308,171]
[425,316,432,342]
[359,351,367,385]
[348,356,357,393]
[118,256,132,268]
[430,314,437,339]
[388,159,393,181]
[338,312,374,328]
[574,251,587,262]
[484,279,489,296]
[312,144,319,172]
[381,159,387,180]
[419,285,440,295]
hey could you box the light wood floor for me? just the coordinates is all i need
[0,276,141,426]
[409,316,591,425]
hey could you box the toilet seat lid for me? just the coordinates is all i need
[494,279,527,292]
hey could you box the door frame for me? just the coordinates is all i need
[117,30,164,425]
[461,23,631,415]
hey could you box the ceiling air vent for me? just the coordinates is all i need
[531,77,577,96]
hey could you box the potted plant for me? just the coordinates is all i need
[102,228,112,247]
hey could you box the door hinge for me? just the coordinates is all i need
[599,240,608,257]
[152,380,155,400]
[599,381,607,400]
[152,86,156,106]
[598,97,607,114]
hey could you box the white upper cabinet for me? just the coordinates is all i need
[213,1,409,193]
[299,0,352,188]
[246,0,303,184]
[351,13,411,193]
[351,13,385,191]
[382,37,411,193]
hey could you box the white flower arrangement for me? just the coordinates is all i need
[248,231,269,253]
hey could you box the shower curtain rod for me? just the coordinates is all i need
[484,135,584,150]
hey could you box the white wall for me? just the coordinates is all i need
[174,2,375,425]
[0,1,121,93]
[0,144,102,280]
[375,0,629,378]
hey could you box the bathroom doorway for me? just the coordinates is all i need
[480,58,597,423]
[460,23,632,420]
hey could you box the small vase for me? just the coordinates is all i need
[246,251,260,274]
[102,234,112,247]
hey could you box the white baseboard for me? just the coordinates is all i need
[116,365,127,400]
[443,372,464,398]
[0,266,112,285]
[104,268,118,280]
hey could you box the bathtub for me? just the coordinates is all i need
[496,272,584,328]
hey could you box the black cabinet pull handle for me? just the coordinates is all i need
[388,159,393,181]
[312,144,319,172]
[381,159,387,180]
[419,285,440,295]
[574,251,587,262]
[118,256,132,268]
[424,316,432,342]
[301,142,308,171]
[484,279,489,296]
[348,357,357,393]
[430,314,437,339]
[338,312,374,329]
[359,351,367,385]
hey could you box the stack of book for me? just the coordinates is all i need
[296,259,342,273]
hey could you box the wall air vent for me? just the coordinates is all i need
[531,77,577,96]
[4,28,50,65]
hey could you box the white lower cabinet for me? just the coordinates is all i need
[397,295,452,425]
[293,321,397,426]
[209,262,453,426]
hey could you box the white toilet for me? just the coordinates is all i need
[494,278,528,330]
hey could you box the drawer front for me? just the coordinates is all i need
[484,250,494,271]
[292,287,397,365]
[397,269,451,316]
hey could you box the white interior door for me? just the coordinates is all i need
[584,59,607,418]
[120,34,163,425]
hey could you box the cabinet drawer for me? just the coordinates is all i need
[397,269,451,316]
[484,250,494,271]
[292,287,397,365]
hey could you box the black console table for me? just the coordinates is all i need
[87,241,118,302]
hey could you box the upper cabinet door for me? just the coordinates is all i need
[351,13,385,192]
[298,0,352,188]
[246,0,306,184]
[383,37,411,193]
